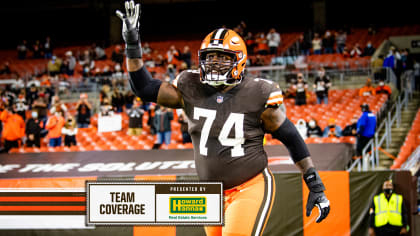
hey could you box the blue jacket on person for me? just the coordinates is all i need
[357,111,376,138]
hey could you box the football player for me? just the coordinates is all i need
[116,1,330,235]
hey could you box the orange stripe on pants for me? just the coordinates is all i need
[205,168,276,236]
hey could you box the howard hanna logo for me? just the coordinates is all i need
[170,197,206,214]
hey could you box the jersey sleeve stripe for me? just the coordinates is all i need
[268,91,282,97]
[266,98,283,105]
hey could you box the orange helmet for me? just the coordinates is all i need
[199,28,247,86]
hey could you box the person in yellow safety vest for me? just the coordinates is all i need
[369,180,409,236]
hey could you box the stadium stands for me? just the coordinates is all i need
[391,108,420,169]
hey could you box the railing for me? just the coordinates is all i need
[400,145,420,174]
[347,80,412,171]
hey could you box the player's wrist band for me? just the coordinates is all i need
[303,167,326,192]
[125,43,142,59]
[129,66,162,102]
[271,118,310,163]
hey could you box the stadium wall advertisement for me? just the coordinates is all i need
[0,146,417,235]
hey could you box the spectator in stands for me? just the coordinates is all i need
[43,36,53,59]
[297,34,311,56]
[350,44,362,58]
[295,119,308,139]
[322,31,335,54]
[63,51,76,76]
[76,93,92,128]
[0,62,11,74]
[152,106,173,149]
[313,67,331,104]
[244,32,255,55]
[307,118,323,138]
[292,73,308,105]
[266,28,281,56]
[1,104,25,152]
[124,90,135,110]
[342,115,358,136]
[50,95,68,117]
[359,78,376,96]
[31,40,43,59]
[32,96,48,132]
[93,43,107,60]
[79,50,95,71]
[255,32,269,55]
[178,110,191,144]
[17,40,28,60]
[356,104,376,157]
[323,118,342,137]
[372,55,385,81]
[100,97,113,116]
[311,33,322,55]
[166,45,179,81]
[47,55,62,76]
[46,111,65,147]
[342,46,350,58]
[25,111,43,148]
[179,45,192,69]
[111,45,124,65]
[127,98,144,136]
[61,116,77,147]
[142,42,152,55]
[253,55,265,67]
[111,87,124,113]
[15,92,28,120]
[375,78,392,98]
[335,29,347,53]
[362,41,375,57]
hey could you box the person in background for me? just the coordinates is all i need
[350,43,362,58]
[15,92,28,120]
[323,118,342,137]
[293,73,308,105]
[17,40,28,60]
[179,45,192,69]
[335,29,347,54]
[313,67,331,104]
[62,116,77,147]
[43,36,53,59]
[342,115,359,136]
[266,28,281,56]
[111,87,124,113]
[369,180,409,236]
[1,104,25,152]
[322,31,335,54]
[100,97,113,116]
[45,111,65,147]
[311,33,322,55]
[178,110,191,144]
[295,119,308,139]
[124,90,136,110]
[25,111,43,148]
[75,93,92,128]
[111,45,124,65]
[50,95,68,117]
[375,78,392,98]
[307,118,323,138]
[362,41,376,57]
[127,98,144,136]
[47,55,62,76]
[63,51,76,76]
[153,106,173,149]
[356,104,376,157]
[359,78,376,96]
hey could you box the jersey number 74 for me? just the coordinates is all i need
[193,107,245,157]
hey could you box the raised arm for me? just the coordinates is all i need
[117,1,183,109]
[261,107,330,223]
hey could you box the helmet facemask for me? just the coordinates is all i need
[199,49,241,86]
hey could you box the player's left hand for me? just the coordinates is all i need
[303,167,330,223]
[306,191,330,223]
